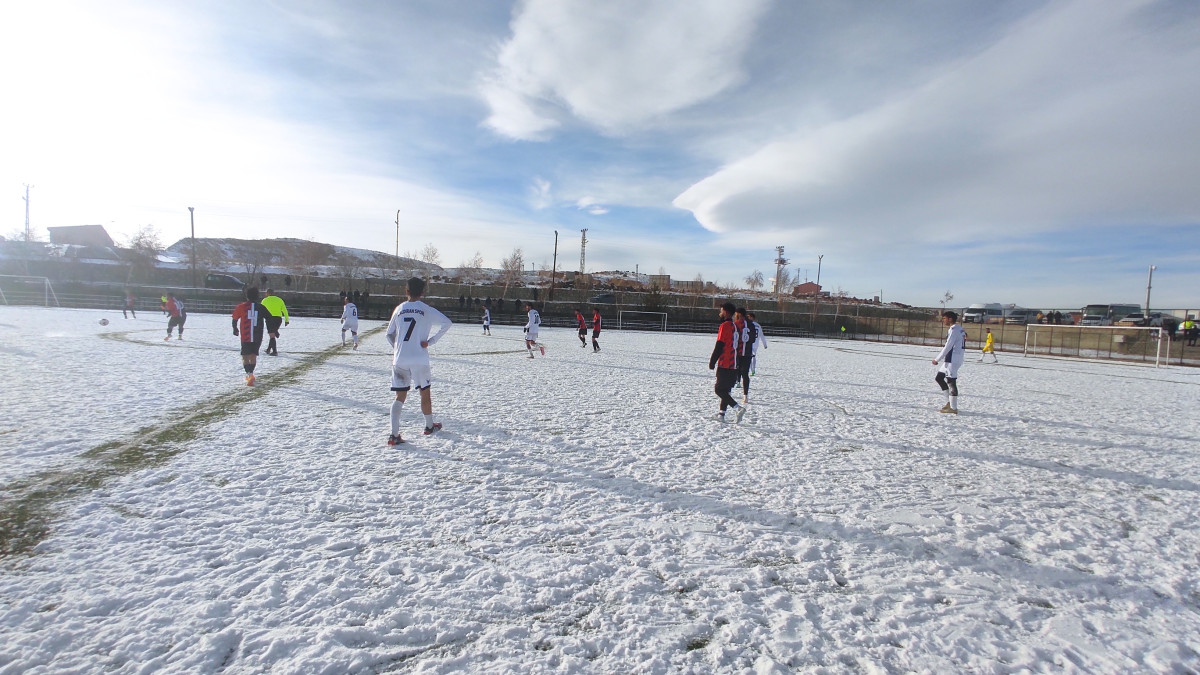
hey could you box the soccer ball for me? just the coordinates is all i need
[99,318,109,326]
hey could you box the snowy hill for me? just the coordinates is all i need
[163,237,443,276]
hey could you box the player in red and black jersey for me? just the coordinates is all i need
[708,302,744,422]
[591,308,602,352]
[232,286,271,387]
[575,310,587,347]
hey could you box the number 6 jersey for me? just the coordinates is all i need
[386,300,453,367]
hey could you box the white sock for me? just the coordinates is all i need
[950,395,958,409]
[424,413,433,428]
[341,329,346,343]
[391,400,403,434]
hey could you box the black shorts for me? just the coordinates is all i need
[715,367,739,392]
[592,330,601,338]
[578,328,587,337]
[240,339,262,356]
[266,315,283,333]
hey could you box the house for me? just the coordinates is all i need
[47,225,115,248]
[792,282,823,296]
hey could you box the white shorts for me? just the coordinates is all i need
[392,363,432,391]
[940,360,962,379]
[526,327,539,342]
[342,320,358,332]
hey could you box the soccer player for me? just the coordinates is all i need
[980,327,998,363]
[261,288,290,356]
[932,310,967,413]
[591,307,602,352]
[340,296,359,349]
[385,277,453,445]
[122,291,136,319]
[748,311,767,376]
[735,307,756,403]
[524,302,544,358]
[482,306,491,335]
[232,286,271,386]
[575,309,587,347]
[709,302,745,422]
[164,293,186,341]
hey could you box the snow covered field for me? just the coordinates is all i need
[2,305,1199,674]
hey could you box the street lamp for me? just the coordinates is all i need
[1145,264,1156,313]
[188,207,196,288]
[817,254,823,287]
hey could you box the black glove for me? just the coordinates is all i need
[233,330,239,336]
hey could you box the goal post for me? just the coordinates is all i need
[1024,323,1169,365]
[0,275,60,307]
[618,310,668,332]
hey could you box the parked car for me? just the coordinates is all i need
[204,273,245,289]
[1116,313,1148,326]
[963,303,1003,324]
[588,293,616,304]
[1146,312,1173,327]
[1002,308,1039,325]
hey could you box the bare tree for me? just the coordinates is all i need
[419,243,441,266]
[458,251,484,283]
[124,225,163,283]
[744,270,764,291]
[499,248,524,298]
[940,290,955,312]
[334,253,362,291]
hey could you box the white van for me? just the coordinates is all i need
[963,303,1003,324]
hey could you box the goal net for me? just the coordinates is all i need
[1024,323,1170,365]
[0,275,60,307]
[618,310,668,332]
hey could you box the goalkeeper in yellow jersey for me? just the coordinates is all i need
[980,327,998,362]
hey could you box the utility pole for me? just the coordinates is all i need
[549,230,558,301]
[817,254,823,286]
[188,207,197,288]
[1145,264,1156,313]
[22,184,33,242]
[773,246,788,299]
[580,228,588,274]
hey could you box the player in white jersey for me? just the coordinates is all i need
[524,302,544,358]
[385,277,453,445]
[340,297,359,349]
[932,310,967,414]
[482,306,491,335]
[748,312,767,376]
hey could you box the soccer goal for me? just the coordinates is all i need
[617,310,668,332]
[0,275,60,307]
[1024,323,1169,366]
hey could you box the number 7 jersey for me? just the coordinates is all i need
[386,300,453,367]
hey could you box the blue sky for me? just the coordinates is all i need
[2,0,1199,309]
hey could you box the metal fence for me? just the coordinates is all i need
[5,285,1197,367]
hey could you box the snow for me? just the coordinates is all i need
[2,306,1199,673]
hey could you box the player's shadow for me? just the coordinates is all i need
[412,432,1173,603]
[871,437,1200,493]
[282,386,380,414]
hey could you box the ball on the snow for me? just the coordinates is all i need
[99,318,110,326]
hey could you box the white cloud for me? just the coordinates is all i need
[481,0,771,139]
[674,1,1200,253]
